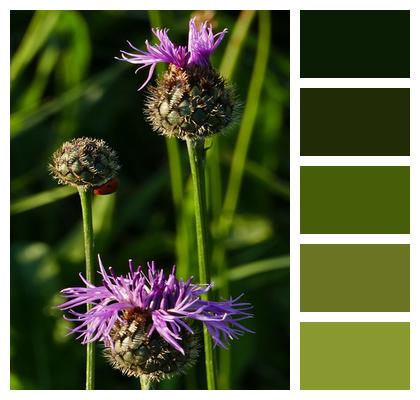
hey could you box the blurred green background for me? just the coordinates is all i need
[10,10,289,390]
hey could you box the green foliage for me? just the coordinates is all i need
[10,10,290,390]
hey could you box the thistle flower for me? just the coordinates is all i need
[117,18,236,140]
[59,256,253,382]
[49,137,120,191]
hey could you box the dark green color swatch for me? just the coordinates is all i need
[300,166,410,234]
[300,10,410,78]
[300,244,410,312]
[300,322,410,389]
[300,88,410,156]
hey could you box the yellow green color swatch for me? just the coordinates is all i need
[300,322,410,390]
[300,244,410,312]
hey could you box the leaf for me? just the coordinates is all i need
[11,65,124,138]
[11,11,61,84]
[226,214,273,249]
[213,255,289,286]
[221,11,271,230]
[219,11,256,79]
[11,186,76,215]
[92,194,116,250]
[17,44,61,111]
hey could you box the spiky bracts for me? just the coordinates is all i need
[145,64,235,140]
[104,308,199,382]
[117,18,237,140]
[49,137,120,190]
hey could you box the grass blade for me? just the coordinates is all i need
[221,11,271,229]
[11,11,61,85]
[11,186,76,215]
[216,11,271,389]
[208,10,256,235]
[213,255,289,286]
[11,65,123,138]
[219,11,256,78]
[17,44,60,111]
[222,155,290,199]
[228,255,289,281]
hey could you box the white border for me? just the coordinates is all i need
[3,1,420,399]
[289,7,300,392]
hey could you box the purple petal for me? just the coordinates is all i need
[151,311,185,354]
[58,255,253,352]
[187,17,227,65]
[116,29,188,90]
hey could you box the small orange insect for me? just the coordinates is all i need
[93,178,119,195]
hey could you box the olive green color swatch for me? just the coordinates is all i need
[300,166,410,234]
[300,322,410,390]
[300,244,410,312]
[300,88,410,156]
[300,10,410,78]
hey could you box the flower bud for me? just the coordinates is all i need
[104,308,199,382]
[146,65,236,140]
[49,137,120,190]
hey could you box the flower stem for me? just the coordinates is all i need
[186,139,216,390]
[78,188,95,390]
[140,376,154,390]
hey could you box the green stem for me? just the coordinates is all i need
[166,138,190,279]
[78,188,95,390]
[186,139,216,390]
[140,376,154,390]
[148,10,191,280]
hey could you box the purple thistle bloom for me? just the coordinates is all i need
[116,17,227,90]
[59,256,253,355]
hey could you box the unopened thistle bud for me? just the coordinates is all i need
[49,137,120,191]
[104,308,199,381]
[117,18,237,140]
[59,257,253,382]
[146,64,234,140]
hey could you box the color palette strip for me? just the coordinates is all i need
[300,166,410,234]
[300,322,410,390]
[299,8,411,391]
[300,88,410,156]
[300,244,410,312]
[300,10,410,78]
